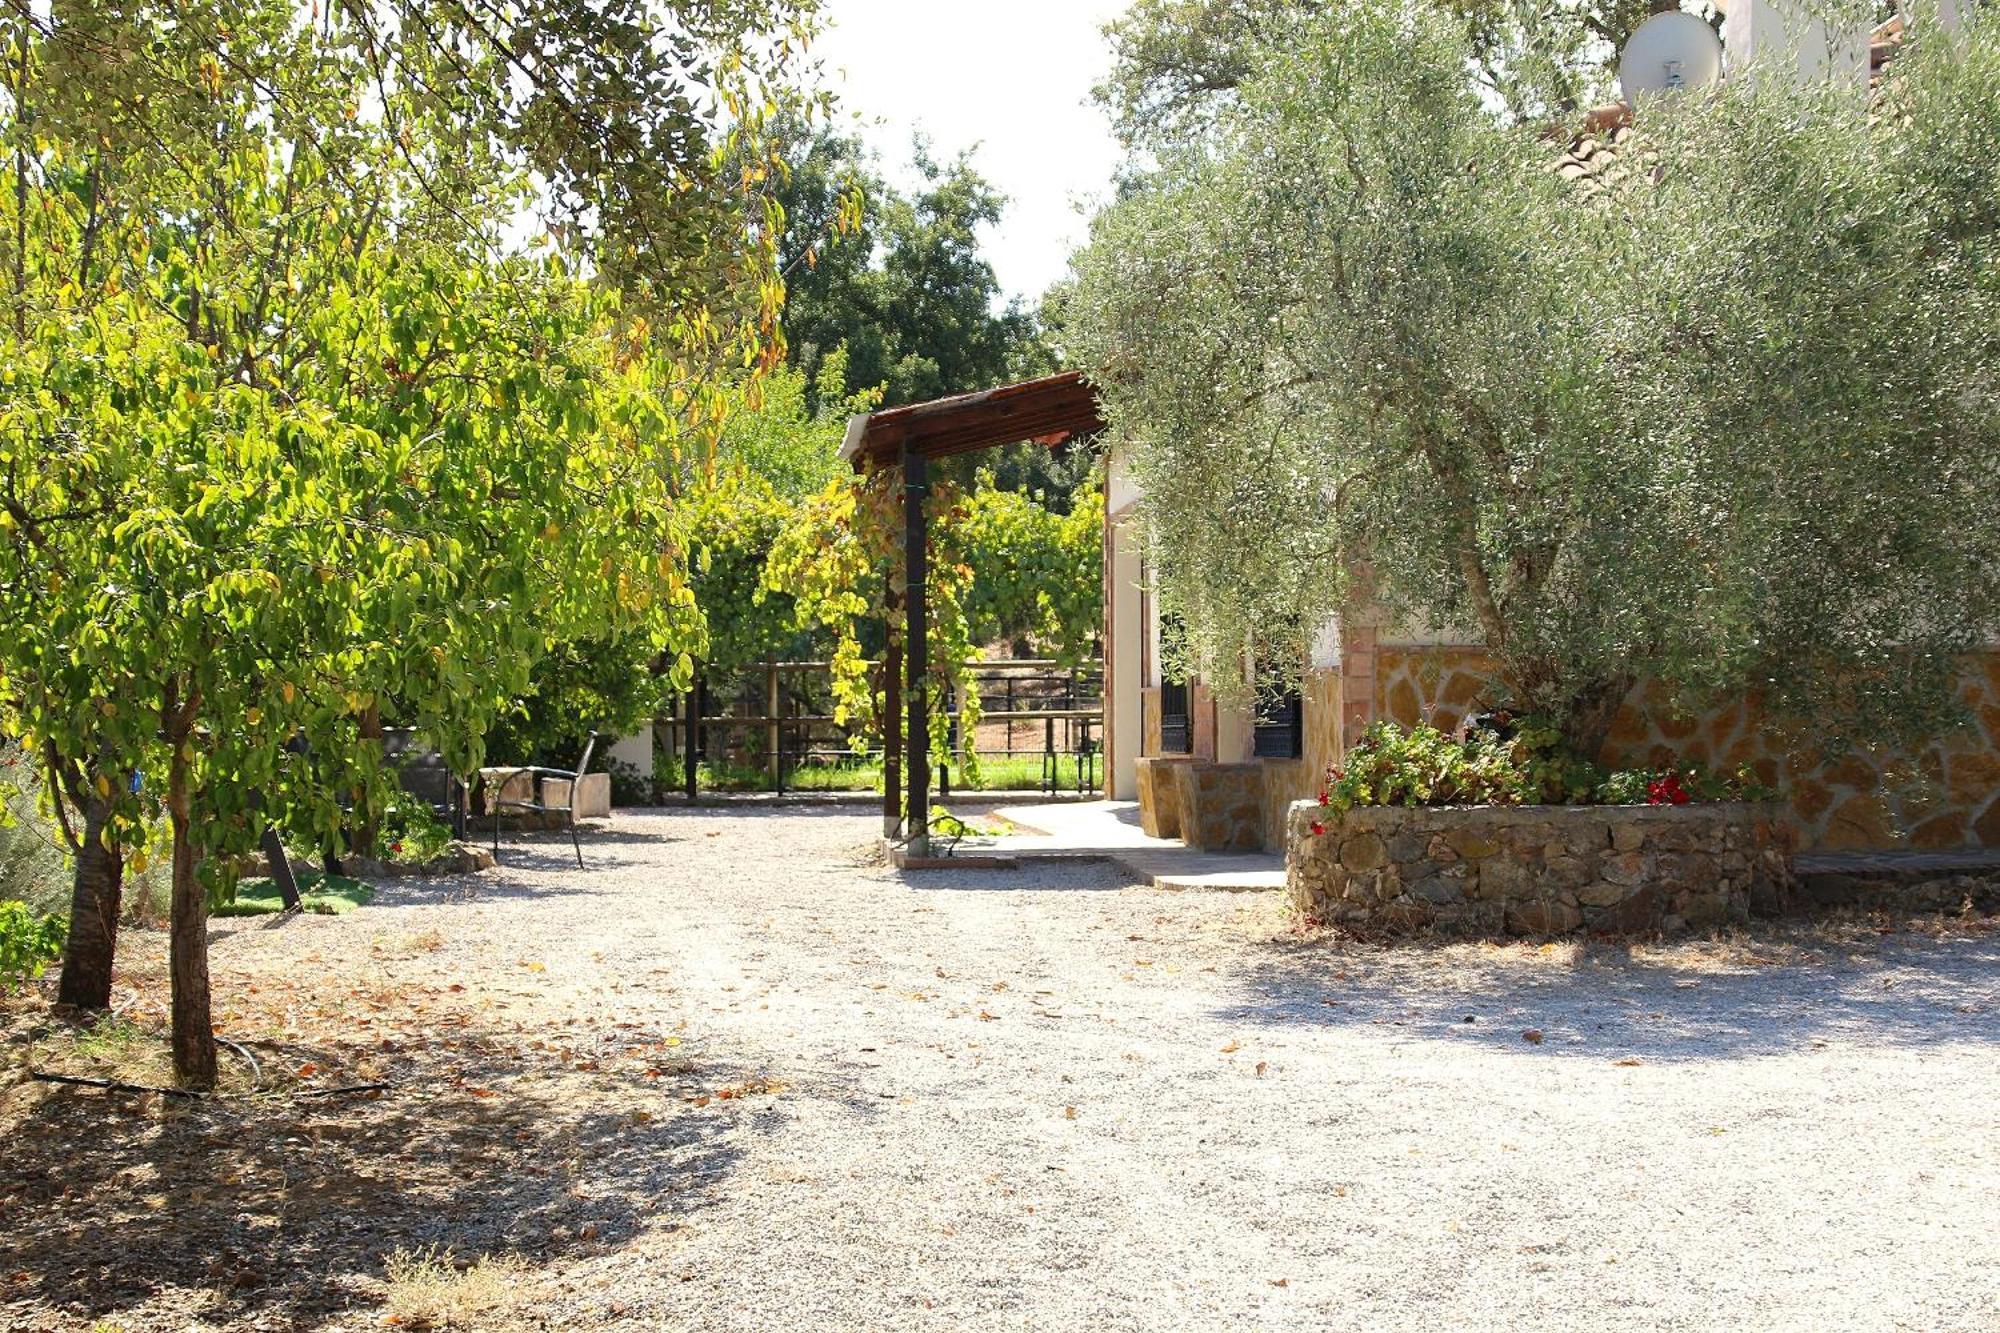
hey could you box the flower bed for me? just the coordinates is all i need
[1288,801,1795,937]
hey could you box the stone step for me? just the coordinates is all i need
[1794,848,2000,913]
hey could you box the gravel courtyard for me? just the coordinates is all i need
[5,806,1997,1331]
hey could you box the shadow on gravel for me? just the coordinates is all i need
[900,864,1135,894]
[0,1025,758,1329]
[622,803,877,823]
[346,828,699,910]
[1213,928,2000,1063]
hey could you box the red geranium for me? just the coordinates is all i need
[1646,773,1691,806]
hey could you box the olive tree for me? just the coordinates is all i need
[1068,1,2000,758]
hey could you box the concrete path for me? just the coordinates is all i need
[968,799,1286,892]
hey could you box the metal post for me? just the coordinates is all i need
[904,446,931,856]
[683,662,700,805]
[766,660,781,790]
[883,610,902,838]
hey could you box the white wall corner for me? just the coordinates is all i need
[1106,441,1142,517]
[1309,619,1342,670]
[1921,0,1973,32]
[607,730,653,791]
[1724,0,1871,88]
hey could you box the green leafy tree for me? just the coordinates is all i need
[957,471,1104,664]
[778,131,1048,411]
[0,0,810,1084]
[1069,1,2000,760]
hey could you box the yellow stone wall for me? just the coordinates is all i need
[1255,669,1346,850]
[1365,645,2000,852]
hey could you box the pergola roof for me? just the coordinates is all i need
[839,370,1105,471]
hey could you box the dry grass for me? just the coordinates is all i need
[14,1009,259,1097]
[382,1248,528,1329]
[371,927,448,960]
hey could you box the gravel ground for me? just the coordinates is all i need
[6,805,1998,1331]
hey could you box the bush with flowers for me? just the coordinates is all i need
[1316,719,1771,821]
[377,803,458,869]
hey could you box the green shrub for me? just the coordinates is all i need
[1323,722,1530,812]
[0,900,67,990]
[379,803,457,867]
[0,746,71,918]
[1322,720,1770,814]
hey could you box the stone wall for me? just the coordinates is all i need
[1364,645,2000,851]
[1133,669,1344,856]
[1134,756,1188,839]
[1171,762,1267,852]
[1287,800,1796,937]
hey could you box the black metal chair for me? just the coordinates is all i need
[489,732,599,869]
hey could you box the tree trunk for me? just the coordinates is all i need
[56,792,123,1011]
[1558,672,1637,763]
[353,702,383,857]
[167,733,216,1090]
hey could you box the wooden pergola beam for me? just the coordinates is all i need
[842,372,1105,854]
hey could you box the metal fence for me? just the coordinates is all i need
[654,658,1104,797]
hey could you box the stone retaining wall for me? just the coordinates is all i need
[1287,800,1796,937]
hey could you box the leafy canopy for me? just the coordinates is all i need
[0,0,820,1084]
[1069,1,2000,757]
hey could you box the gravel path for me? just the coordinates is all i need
[15,806,2000,1331]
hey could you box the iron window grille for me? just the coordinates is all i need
[1159,679,1192,754]
[1253,684,1303,760]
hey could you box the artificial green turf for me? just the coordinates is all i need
[214,870,374,917]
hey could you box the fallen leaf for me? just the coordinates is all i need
[1521,1029,1545,1045]
[1255,1061,1268,1077]
[1613,1057,1642,1067]
[1064,1105,1077,1120]
[1270,1278,1289,1288]
[1221,1040,1240,1054]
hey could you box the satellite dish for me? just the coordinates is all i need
[1618,10,1724,101]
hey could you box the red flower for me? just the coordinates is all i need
[1317,789,1330,806]
[1309,820,1326,837]
[1646,774,1691,806]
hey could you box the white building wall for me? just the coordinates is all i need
[1105,447,1145,800]
[1724,0,1870,86]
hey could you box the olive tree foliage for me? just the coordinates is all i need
[1094,0,1721,150]
[1069,1,2000,759]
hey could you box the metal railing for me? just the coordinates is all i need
[655,658,1104,797]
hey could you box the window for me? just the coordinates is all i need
[1159,679,1192,754]
[1252,679,1303,760]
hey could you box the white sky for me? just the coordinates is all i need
[812,0,1132,308]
